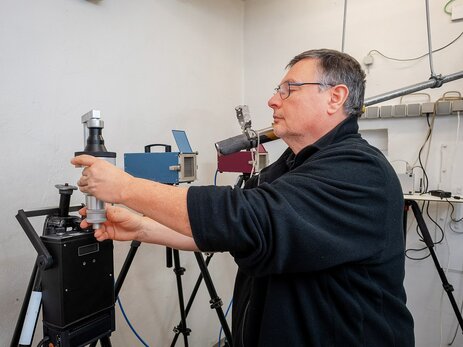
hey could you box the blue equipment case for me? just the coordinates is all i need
[124,130,197,185]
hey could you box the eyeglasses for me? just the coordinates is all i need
[274,81,332,100]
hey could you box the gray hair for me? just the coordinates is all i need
[287,49,366,117]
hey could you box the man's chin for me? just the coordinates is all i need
[272,125,285,138]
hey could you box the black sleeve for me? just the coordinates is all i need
[187,146,403,276]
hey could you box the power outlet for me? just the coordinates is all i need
[436,101,452,115]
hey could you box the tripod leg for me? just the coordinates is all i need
[170,250,190,347]
[99,335,112,347]
[408,200,463,333]
[171,254,213,346]
[166,247,173,268]
[194,252,233,347]
[183,254,212,318]
[115,240,141,297]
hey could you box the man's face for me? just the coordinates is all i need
[268,58,333,152]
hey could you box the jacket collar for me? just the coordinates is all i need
[287,115,360,168]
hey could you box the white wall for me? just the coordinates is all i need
[0,0,243,346]
[243,0,463,346]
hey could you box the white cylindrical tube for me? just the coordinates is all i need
[19,291,42,345]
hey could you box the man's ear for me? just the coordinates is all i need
[327,84,349,116]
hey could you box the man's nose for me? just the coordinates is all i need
[268,93,281,109]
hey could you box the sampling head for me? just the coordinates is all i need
[74,110,116,229]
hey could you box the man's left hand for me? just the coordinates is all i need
[71,154,134,204]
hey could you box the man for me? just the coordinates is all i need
[72,49,415,346]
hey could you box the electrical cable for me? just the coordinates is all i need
[250,149,256,177]
[367,31,463,62]
[405,245,430,260]
[448,222,463,233]
[447,200,463,223]
[445,0,456,15]
[418,201,428,238]
[417,134,430,194]
[423,111,436,171]
[411,113,433,171]
[426,201,445,245]
[413,111,436,194]
[448,200,463,233]
[117,296,150,347]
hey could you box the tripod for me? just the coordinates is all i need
[404,199,463,333]
[88,238,233,347]
[168,249,233,347]
[166,174,254,347]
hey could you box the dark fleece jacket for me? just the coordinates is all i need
[187,116,414,347]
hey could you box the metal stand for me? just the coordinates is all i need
[193,252,232,347]
[405,199,463,333]
[168,252,233,347]
[168,172,251,346]
[170,249,191,347]
[170,253,212,346]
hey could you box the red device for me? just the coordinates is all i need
[217,145,268,174]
